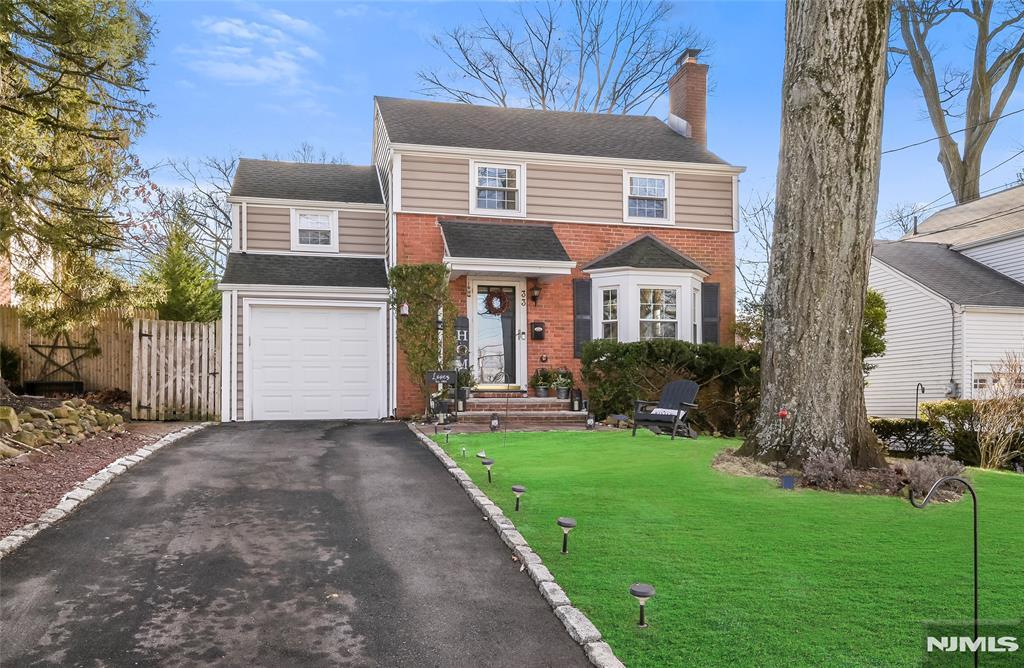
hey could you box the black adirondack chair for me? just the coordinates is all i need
[632,380,699,440]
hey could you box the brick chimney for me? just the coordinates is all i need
[668,48,708,147]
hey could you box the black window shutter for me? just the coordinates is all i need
[573,278,592,358]
[701,283,721,345]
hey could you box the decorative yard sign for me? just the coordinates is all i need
[425,370,457,386]
[454,316,470,367]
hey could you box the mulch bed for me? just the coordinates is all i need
[0,422,184,536]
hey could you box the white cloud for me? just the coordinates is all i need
[259,7,321,36]
[334,4,369,19]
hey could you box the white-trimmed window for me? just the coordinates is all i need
[639,287,678,340]
[471,161,525,216]
[291,209,339,252]
[624,172,673,224]
[601,288,618,341]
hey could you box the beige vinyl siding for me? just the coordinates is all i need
[400,154,470,212]
[244,205,386,255]
[398,151,735,230]
[864,260,962,418]
[527,163,622,224]
[960,235,1024,284]
[675,173,734,230]
[246,206,290,250]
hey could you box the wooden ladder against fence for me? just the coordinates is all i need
[131,319,221,421]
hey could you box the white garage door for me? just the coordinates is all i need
[249,305,383,420]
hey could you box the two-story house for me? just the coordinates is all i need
[865,184,1024,417]
[218,51,744,421]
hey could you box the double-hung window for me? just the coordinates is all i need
[624,172,673,224]
[639,288,678,340]
[471,161,525,216]
[291,209,339,252]
[601,288,618,341]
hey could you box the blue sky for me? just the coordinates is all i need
[139,1,1024,239]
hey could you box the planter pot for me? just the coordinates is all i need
[555,386,571,400]
[457,386,471,401]
[534,385,550,398]
[431,399,452,415]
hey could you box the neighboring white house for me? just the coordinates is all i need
[866,185,1024,418]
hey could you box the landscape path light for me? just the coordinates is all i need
[490,413,500,432]
[557,517,576,554]
[481,458,494,483]
[586,414,596,430]
[629,583,656,628]
[512,485,526,511]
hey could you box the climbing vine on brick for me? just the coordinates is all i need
[388,263,457,415]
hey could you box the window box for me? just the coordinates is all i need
[470,161,526,217]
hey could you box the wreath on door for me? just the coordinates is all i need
[484,289,511,315]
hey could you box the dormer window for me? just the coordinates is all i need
[623,171,674,224]
[291,209,339,252]
[470,161,526,217]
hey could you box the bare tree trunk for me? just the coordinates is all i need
[739,0,889,469]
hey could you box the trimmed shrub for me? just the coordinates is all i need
[802,449,853,489]
[895,455,966,496]
[580,339,760,435]
[921,400,980,466]
[869,417,943,458]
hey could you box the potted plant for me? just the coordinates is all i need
[456,366,476,403]
[553,369,574,400]
[530,367,553,397]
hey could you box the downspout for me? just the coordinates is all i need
[946,301,959,398]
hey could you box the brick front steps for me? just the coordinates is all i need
[467,398,572,412]
[457,398,587,426]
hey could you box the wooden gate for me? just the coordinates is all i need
[131,319,221,421]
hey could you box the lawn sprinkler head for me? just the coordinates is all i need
[512,484,526,511]
[629,583,656,627]
[557,516,577,554]
[482,458,494,483]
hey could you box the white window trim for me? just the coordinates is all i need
[600,286,620,341]
[638,285,680,341]
[623,170,675,225]
[590,268,705,343]
[290,208,339,253]
[469,160,527,218]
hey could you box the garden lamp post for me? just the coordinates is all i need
[915,383,926,419]
[557,517,576,554]
[443,423,453,444]
[512,485,526,511]
[629,583,656,628]
[481,458,494,483]
[906,476,979,668]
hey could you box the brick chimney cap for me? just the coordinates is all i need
[678,48,702,65]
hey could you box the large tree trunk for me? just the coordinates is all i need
[739,0,889,470]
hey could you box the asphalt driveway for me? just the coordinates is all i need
[1,421,587,667]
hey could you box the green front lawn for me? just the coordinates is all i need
[437,430,1022,667]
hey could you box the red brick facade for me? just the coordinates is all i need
[394,213,735,417]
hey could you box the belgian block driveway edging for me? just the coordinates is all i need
[0,423,211,560]
[407,423,625,668]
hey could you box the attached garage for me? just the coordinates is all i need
[247,303,384,420]
[219,253,391,422]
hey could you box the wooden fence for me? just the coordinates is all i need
[131,318,221,421]
[0,306,158,392]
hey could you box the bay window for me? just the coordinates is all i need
[639,288,678,340]
[601,288,618,341]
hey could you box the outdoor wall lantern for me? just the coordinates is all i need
[557,517,577,554]
[915,383,926,418]
[781,475,795,490]
[482,458,494,483]
[629,583,656,628]
[906,476,980,668]
[531,286,541,305]
[399,302,410,317]
[512,485,526,511]
[586,413,596,430]
[490,412,500,432]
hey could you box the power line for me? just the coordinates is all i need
[881,107,1024,155]
[875,179,1023,235]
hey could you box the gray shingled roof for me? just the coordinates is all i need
[220,253,388,288]
[584,234,708,272]
[231,159,383,204]
[439,221,571,261]
[903,184,1024,246]
[873,240,1024,307]
[376,96,730,165]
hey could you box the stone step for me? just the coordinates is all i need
[467,398,570,412]
[470,391,528,399]
[457,410,588,425]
